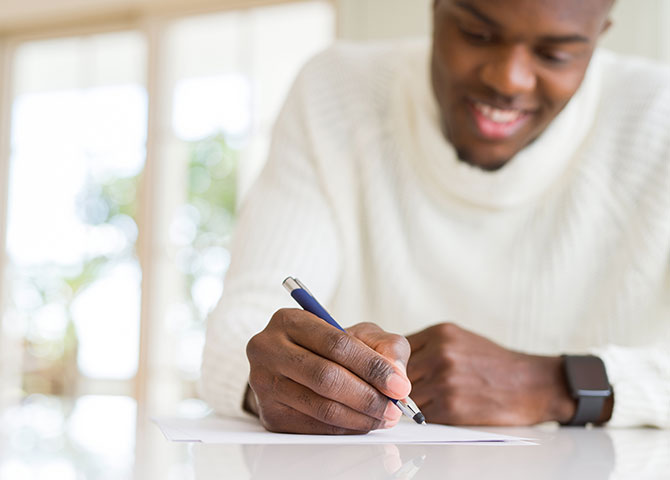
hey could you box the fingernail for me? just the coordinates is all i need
[387,373,411,398]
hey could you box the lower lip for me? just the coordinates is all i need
[468,102,531,140]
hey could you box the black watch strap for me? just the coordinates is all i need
[562,355,612,426]
[568,393,607,426]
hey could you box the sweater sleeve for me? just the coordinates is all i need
[590,344,670,428]
[590,113,670,428]
[199,61,343,418]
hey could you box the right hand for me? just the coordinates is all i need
[246,308,412,434]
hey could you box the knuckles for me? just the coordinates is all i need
[363,355,394,385]
[246,309,296,365]
[259,406,288,433]
[245,332,264,361]
[434,322,461,340]
[385,333,411,363]
[324,331,354,360]
[360,390,387,418]
[268,308,295,330]
[436,344,459,369]
[247,367,276,397]
[313,362,344,393]
[316,400,343,425]
[437,371,460,393]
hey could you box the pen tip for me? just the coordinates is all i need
[421,421,426,425]
[412,412,426,425]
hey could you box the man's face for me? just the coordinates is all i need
[431,0,613,170]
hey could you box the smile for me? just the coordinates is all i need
[469,100,533,140]
[474,102,524,123]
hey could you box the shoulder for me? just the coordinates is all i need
[273,38,431,154]
[594,50,670,126]
[288,38,430,110]
[597,49,670,93]
[299,38,429,82]
[590,50,670,165]
[584,51,670,203]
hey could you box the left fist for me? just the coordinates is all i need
[406,323,576,426]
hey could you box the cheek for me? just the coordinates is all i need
[446,40,480,80]
[432,51,473,120]
[538,65,591,112]
[432,28,479,98]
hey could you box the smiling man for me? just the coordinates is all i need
[432,0,612,170]
[202,0,670,433]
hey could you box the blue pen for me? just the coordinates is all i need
[283,276,426,425]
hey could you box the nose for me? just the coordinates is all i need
[480,44,536,98]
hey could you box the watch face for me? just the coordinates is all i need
[565,355,611,396]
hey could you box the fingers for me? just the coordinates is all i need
[247,309,407,434]
[404,375,434,407]
[261,375,402,432]
[406,328,432,353]
[406,344,444,384]
[273,342,395,421]
[404,322,552,426]
[406,323,466,382]
[347,322,411,369]
[259,402,369,435]
[407,322,465,352]
[284,313,411,400]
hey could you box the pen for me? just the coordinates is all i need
[283,276,426,425]
[390,454,426,480]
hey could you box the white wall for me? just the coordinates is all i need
[335,0,670,64]
[601,0,670,62]
[335,0,431,41]
[0,0,295,34]
[4,0,668,63]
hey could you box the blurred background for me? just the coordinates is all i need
[0,0,668,478]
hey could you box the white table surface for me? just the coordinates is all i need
[2,396,669,480]
[186,426,670,480]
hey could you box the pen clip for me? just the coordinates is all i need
[283,276,314,297]
[293,277,313,296]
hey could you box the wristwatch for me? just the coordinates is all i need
[562,355,612,426]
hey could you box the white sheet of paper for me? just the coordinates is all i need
[152,415,533,445]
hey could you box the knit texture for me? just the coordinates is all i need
[200,39,670,428]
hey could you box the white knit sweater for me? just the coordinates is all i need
[201,39,670,428]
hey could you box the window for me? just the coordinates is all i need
[0,1,334,477]
[6,31,147,395]
[149,0,335,409]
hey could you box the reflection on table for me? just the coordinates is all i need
[1,395,669,480]
[191,425,670,480]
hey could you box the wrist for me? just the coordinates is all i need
[518,354,576,424]
[597,390,614,424]
[541,355,577,424]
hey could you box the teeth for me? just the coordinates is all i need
[474,102,523,124]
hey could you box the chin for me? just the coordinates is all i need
[456,147,512,171]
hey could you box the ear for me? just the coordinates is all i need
[600,18,613,36]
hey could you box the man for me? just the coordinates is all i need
[201,0,670,433]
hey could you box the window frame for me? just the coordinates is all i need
[0,0,336,420]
